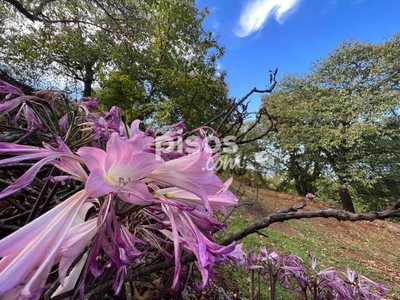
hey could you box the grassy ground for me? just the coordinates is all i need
[216,185,400,299]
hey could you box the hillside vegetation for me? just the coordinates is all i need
[219,185,400,299]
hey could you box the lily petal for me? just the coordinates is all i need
[0,190,89,296]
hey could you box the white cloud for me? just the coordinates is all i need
[234,0,301,37]
[212,18,220,31]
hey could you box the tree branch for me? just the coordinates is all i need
[216,83,277,134]
[201,69,278,132]
[3,0,41,22]
[3,0,113,31]
[221,205,400,246]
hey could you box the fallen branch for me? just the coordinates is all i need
[221,205,400,246]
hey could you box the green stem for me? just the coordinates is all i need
[270,275,277,300]
[251,270,255,300]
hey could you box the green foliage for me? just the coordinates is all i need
[1,1,118,93]
[114,0,230,128]
[265,176,298,195]
[263,35,400,211]
[222,120,276,188]
[95,72,148,122]
[1,0,230,128]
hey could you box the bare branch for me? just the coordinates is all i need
[234,108,279,145]
[216,82,277,134]
[0,211,29,224]
[3,0,41,22]
[201,69,278,134]
[2,0,113,32]
[0,224,20,232]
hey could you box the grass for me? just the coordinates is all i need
[215,185,400,299]
[216,216,296,299]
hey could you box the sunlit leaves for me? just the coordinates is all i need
[263,35,400,210]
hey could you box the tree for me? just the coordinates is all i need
[0,0,145,28]
[0,0,148,95]
[6,23,115,96]
[1,0,230,128]
[104,0,229,128]
[263,35,400,212]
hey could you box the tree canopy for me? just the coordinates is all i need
[0,0,229,128]
[263,35,400,212]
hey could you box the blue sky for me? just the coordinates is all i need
[197,0,400,111]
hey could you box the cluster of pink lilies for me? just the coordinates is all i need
[0,80,243,299]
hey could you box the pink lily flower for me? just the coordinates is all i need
[154,178,237,214]
[0,87,51,132]
[0,79,24,97]
[51,252,89,298]
[81,193,146,295]
[152,120,185,153]
[77,133,163,204]
[57,202,98,284]
[0,152,84,200]
[125,122,154,151]
[50,202,98,297]
[0,190,90,298]
[119,119,144,139]
[0,96,28,115]
[161,204,238,291]
[148,140,216,212]
[0,140,87,200]
[227,243,244,264]
[12,103,44,132]
[75,96,99,116]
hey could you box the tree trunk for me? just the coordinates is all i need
[293,171,315,196]
[320,148,356,212]
[83,63,94,97]
[294,178,303,196]
[337,176,356,212]
[288,153,319,197]
[83,80,92,97]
